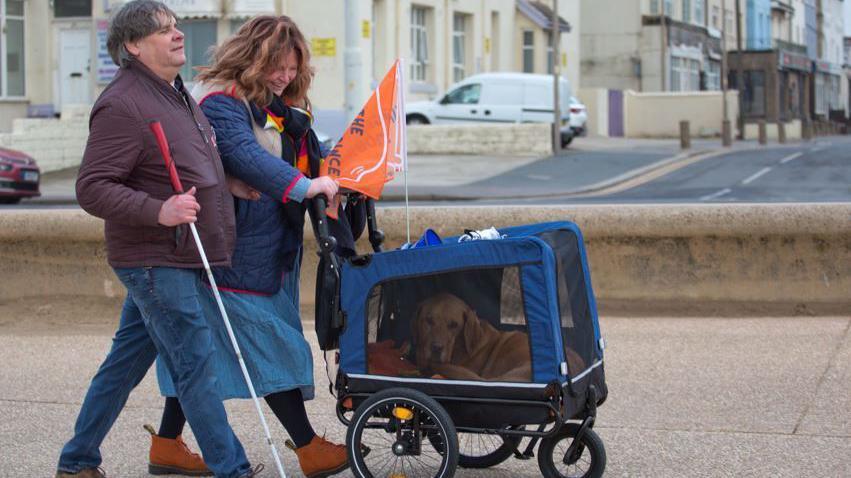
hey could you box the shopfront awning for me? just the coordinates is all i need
[778,50,811,73]
[516,0,571,33]
[814,60,842,76]
[162,0,223,19]
[105,0,223,18]
[229,0,276,17]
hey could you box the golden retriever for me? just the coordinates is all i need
[412,293,532,382]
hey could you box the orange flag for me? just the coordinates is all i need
[321,60,407,204]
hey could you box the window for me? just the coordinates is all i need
[695,0,704,25]
[671,56,700,91]
[730,70,766,117]
[410,6,429,81]
[2,0,26,97]
[442,83,480,104]
[452,13,466,82]
[54,0,90,17]
[705,60,720,90]
[652,0,673,14]
[178,20,217,83]
[522,30,534,73]
[230,19,246,34]
[682,0,691,23]
[712,5,720,29]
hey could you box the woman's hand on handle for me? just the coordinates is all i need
[306,176,339,201]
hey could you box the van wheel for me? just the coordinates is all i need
[407,114,430,125]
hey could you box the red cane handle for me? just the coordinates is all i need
[148,121,184,194]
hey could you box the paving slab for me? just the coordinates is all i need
[0,297,848,477]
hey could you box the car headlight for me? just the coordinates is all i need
[0,164,12,172]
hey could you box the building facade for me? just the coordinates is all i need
[728,0,812,122]
[1,0,582,135]
[812,0,845,118]
[580,0,745,93]
[747,0,772,49]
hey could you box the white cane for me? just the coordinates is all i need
[150,121,287,478]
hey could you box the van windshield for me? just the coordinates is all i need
[442,84,481,104]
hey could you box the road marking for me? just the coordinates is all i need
[779,152,803,164]
[741,167,772,185]
[700,188,732,201]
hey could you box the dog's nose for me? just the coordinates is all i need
[430,345,443,356]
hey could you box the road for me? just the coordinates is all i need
[486,137,850,205]
[4,137,849,209]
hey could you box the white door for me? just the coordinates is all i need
[59,29,92,107]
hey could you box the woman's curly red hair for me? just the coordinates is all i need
[196,15,313,107]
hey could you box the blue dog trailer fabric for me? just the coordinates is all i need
[337,221,605,402]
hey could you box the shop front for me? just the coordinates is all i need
[812,60,843,120]
[728,48,812,123]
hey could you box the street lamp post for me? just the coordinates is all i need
[660,0,667,91]
[721,0,732,146]
[735,0,745,139]
[552,0,561,154]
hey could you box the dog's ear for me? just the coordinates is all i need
[411,301,427,366]
[463,307,485,355]
[411,302,424,343]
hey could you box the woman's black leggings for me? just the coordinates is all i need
[159,388,316,448]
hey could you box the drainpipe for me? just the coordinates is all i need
[344,0,363,122]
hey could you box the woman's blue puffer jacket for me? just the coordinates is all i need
[199,93,310,295]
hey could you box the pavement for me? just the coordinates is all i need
[7,135,850,477]
[0,297,848,477]
[26,136,781,205]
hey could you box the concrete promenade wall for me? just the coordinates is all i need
[407,123,552,155]
[1,204,848,315]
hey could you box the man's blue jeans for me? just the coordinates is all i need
[57,267,251,478]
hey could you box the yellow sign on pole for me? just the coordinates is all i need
[362,20,371,39]
[484,38,491,54]
[311,38,337,57]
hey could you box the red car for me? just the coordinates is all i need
[0,146,40,204]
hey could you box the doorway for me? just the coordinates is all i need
[59,28,91,107]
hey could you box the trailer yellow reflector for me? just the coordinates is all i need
[392,406,414,420]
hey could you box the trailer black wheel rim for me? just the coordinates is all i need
[347,388,458,478]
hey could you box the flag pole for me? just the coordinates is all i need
[398,59,411,244]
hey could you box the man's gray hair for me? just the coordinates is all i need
[107,0,176,67]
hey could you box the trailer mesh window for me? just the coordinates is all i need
[363,266,533,383]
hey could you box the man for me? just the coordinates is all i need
[56,2,261,477]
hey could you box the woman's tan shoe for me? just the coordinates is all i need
[286,435,349,478]
[145,424,213,476]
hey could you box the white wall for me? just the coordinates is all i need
[624,90,740,138]
[407,123,552,155]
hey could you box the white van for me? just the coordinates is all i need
[406,73,573,141]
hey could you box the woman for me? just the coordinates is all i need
[145,16,349,478]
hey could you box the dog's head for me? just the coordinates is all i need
[412,293,480,368]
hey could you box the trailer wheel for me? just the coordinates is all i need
[538,423,606,478]
[457,427,522,468]
[347,388,459,478]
